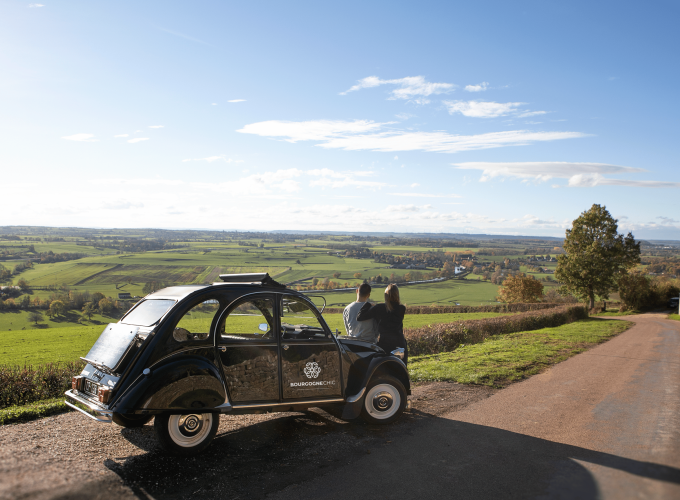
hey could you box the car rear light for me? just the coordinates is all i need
[98,387,112,404]
[72,376,84,391]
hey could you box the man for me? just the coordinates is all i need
[343,283,379,343]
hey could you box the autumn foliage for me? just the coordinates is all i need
[497,274,544,303]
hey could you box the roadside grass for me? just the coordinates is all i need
[668,314,680,321]
[0,326,103,365]
[409,318,632,387]
[0,398,69,425]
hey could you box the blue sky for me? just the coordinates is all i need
[2,0,679,239]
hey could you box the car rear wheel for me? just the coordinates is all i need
[361,375,406,425]
[154,413,219,455]
[112,413,153,428]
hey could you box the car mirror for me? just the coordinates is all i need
[258,323,268,332]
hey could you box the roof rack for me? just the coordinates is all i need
[218,273,286,288]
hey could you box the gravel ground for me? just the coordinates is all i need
[0,382,496,500]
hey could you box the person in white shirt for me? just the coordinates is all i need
[343,283,379,343]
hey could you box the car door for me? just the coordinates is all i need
[216,294,280,403]
[278,294,342,400]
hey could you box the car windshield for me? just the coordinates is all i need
[121,299,176,326]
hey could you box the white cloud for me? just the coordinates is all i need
[238,119,386,143]
[444,100,526,118]
[307,168,387,190]
[102,201,144,210]
[182,155,243,163]
[239,119,585,153]
[228,99,246,103]
[410,183,420,188]
[518,111,547,118]
[453,161,678,189]
[388,192,460,198]
[465,82,489,92]
[28,4,44,7]
[127,138,150,143]
[157,27,211,46]
[114,134,129,138]
[61,133,97,142]
[454,162,643,182]
[211,103,218,105]
[148,125,164,129]
[340,76,455,103]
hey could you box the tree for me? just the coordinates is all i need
[91,292,106,304]
[617,272,650,311]
[49,300,65,318]
[82,302,97,320]
[332,272,341,279]
[556,204,641,309]
[353,273,362,279]
[17,279,30,292]
[498,274,544,303]
[28,311,43,325]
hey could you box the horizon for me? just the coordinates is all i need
[2,1,679,238]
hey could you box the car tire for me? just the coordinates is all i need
[361,375,407,425]
[154,413,219,456]
[112,413,153,428]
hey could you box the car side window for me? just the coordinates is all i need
[280,296,329,340]
[219,298,275,342]
[173,299,220,342]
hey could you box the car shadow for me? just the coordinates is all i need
[104,409,680,500]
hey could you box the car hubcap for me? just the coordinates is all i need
[365,384,400,420]
[168,413,213,447]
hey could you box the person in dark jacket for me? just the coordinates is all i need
[357,283,408,364]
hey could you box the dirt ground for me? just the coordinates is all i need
[0,382,497,500]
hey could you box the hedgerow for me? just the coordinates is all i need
[0,361,84,409]
[324,302,563,315]
[404,304,588,356]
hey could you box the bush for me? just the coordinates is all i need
[0,361,84,409]
[404,304,588,356]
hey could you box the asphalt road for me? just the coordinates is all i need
[272,313,680,500]
[1,314,678,499]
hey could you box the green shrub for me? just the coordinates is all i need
[0,361,84,409]
[0,398,69,425]
[404,304,588,356]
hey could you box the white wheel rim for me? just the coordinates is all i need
[168,413,213,448]
[365,383,401,420]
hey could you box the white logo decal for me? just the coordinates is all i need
[303,361,321,379]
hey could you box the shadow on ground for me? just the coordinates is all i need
[93,409,680,500]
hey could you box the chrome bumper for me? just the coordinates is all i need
[64,390,113,423]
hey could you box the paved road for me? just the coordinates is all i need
[271,314,680,499]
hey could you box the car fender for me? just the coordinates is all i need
[342,356,410,419]
[113,354,226,413]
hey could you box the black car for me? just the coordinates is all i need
[65,273,410,455]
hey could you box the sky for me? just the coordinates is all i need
[2,0,679,239]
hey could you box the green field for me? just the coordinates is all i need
[0,309,117,331]
[0,311,515,366]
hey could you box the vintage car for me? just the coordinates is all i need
[65,273,410,455]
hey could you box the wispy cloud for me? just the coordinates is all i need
[182,155,242,163]
[238,119,584,154]
[340,76,455,104]
[114,134,129,138]
[465,82,489,92]
[157,27,211,46]
[148,125,164,129]
[61,133,97,142]
[444,100,546,118]
[211,103,218,106]
[228,99,246,103]
[28,3,44,7]
[307,168,387,190]
[388,192,460,198]
[128,138,150,143]
[453,161,678,189]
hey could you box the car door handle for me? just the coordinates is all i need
[218,346,226,352]
[283,345,289,350]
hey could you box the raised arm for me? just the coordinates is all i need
[356,301,376,321]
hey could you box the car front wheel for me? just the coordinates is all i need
[361,375,406,425]
[154,413,219,455]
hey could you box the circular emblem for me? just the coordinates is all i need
[303,361,321,379]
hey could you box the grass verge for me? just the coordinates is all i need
[0,398,70,425]
[409,318,632,388]
[593,310,640,316]
[668,314,680,321]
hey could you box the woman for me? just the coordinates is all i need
[357,283,408,364]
